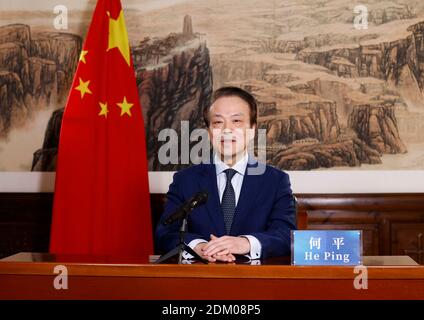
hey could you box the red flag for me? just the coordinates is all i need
[49,0,153,256]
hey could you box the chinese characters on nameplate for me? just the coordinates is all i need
[292,230,362,266]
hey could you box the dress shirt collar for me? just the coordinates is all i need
[213,151,249,176]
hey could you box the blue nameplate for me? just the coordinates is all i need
[291,230,362,266]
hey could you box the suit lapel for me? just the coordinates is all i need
[230,159,264,235]
[197,164,226,235]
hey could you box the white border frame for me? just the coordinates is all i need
[0,171,423,193]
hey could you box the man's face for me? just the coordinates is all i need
[208,96,255,162]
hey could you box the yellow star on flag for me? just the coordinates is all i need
[117,96,133,117]
[79,50,88,64]
[98,102,109,118]
[75,77,93,99]
[107,10,130,66]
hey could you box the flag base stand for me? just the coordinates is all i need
[155,218,207,264]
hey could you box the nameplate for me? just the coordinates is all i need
[291,230,362,266]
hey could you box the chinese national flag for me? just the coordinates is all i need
[49,0,153,256]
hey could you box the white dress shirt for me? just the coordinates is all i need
[183,151,262,260]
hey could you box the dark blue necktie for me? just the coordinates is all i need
[221,168,237,234]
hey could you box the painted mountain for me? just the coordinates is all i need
[0,0,423,171]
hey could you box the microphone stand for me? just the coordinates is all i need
[155,216,207,264]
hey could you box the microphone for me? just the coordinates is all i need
[163,191,208,225]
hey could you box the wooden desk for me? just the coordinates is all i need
[0,253,423,300]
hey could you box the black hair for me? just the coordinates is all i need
[203,86,257,127]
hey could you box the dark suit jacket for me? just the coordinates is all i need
[155,160,297,259]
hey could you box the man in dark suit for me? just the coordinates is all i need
[156,87,296,262]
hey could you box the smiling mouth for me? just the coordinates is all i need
[221,138,236,143]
